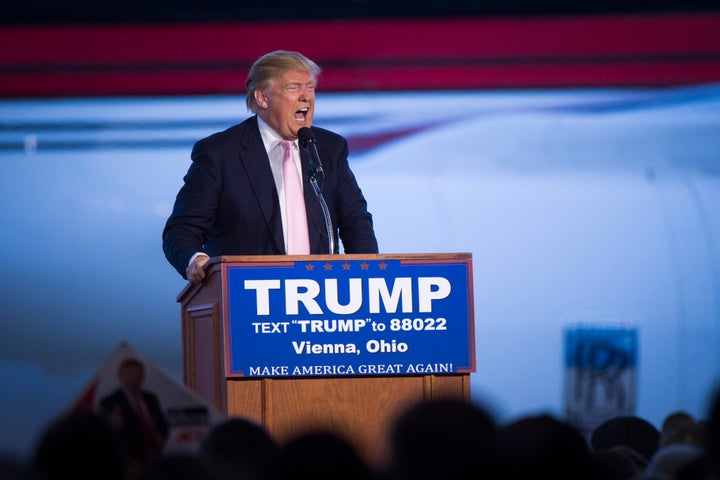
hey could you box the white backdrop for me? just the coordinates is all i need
[1,84,719,460]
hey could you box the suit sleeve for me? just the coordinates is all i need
[162,139,222,278]
[325,134,379,254]
[144,392,169,438]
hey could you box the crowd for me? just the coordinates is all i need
[2,387,718,480]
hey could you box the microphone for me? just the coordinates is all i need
[298,127,324,179]
[297,126,335,254]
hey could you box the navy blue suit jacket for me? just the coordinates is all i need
[163,116,378,278]
[98,388,169,462]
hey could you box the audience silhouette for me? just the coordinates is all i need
[497,413,610,480]
[590,444,649,480]
[274,429,379,480]
[675,388,720,480]
[386,397,498,480]
[590,415,661,463]
[135,452,220,480]
[16,385,720,480]
[643,443,705,479]
[1,456,39,480]
[31,411,125,480]
[197,417,280,480]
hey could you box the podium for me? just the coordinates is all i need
[177,253,474,467]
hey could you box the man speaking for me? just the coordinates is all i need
[162,50,378,283]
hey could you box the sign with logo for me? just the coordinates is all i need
[222,257,475,378]
[563,320,638,434]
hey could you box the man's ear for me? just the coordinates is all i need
[254,89,268,109]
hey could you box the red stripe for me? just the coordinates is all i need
[1,13,719,97]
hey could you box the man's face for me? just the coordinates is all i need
[119,362,144,390]
[255,69,315,140]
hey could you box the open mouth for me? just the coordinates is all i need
[295,107,308,122]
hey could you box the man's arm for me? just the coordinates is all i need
[162,140,220,279]
[324,133,379,254]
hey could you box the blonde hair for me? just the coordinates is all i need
[246,50,321,113]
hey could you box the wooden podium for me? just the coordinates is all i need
[177,253,473,467]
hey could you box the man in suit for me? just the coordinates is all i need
[163,50,379,283]
[98,358,169,475]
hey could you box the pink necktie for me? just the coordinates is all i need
[281,140,310,254]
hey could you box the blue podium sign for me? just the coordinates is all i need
[222,256,475,378]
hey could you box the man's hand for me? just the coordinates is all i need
[186,255,210,284]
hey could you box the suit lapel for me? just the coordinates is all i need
[237,117,285,254]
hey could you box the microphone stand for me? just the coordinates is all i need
[306,157,336,254]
